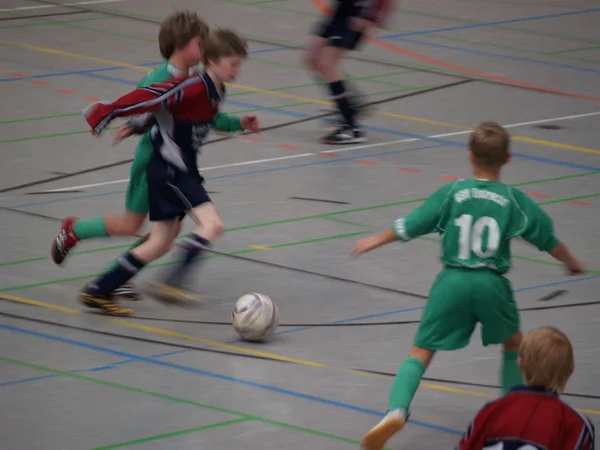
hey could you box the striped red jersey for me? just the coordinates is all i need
[83,72,223,173]
[457,386,595,450]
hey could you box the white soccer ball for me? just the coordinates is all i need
[231,293,278,342]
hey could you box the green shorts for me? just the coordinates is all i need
[414,267,519,351]
[125,136,153,215]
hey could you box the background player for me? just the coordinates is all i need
[50,11,259,303]
[457,326,595,450]
[351,121,585,450]
[304,0,394,145]
[77,29,249,316]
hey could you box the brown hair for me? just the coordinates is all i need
[202,29,248,66]
[158,10,209,60]
[468,121,511,169]
[519,326,574,394]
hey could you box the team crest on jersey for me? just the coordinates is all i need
[191,123,211,153]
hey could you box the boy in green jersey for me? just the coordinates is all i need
[50,11,259,303]
[351,121,585,450]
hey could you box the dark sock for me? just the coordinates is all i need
[328,80,356,128]
[102,234,149,272]
[91,252,146,295]
[165,233,211,287]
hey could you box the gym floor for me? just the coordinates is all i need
[1,1,599,449]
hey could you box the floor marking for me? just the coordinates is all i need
[31,80,49,86]
[526,192,550,198]
[278,144,300,150]
[397,167,421,173]
[8,72,24,77]
[2,40,599,157]
[0,357,381,446]
[312,0,600,102]
[355,160,381,165]
[1,293,599,415]
[35,110,600,194]
[569,200,592,206]
[0,0,131,13]
[56,88,74,94]
[248,245,272,250]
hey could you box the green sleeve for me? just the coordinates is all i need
[392,183,455,242]
[212,112,243,132]
[511,188,560,252]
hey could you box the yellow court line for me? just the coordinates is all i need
[1,292,599,415]
[3,40,600,156]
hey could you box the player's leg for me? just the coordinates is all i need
[361,268,476,450]
[473,272,524,393]
[51,155,149,265]
[79,219,178,316]
[154,201,224,301]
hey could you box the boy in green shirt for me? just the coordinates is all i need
[352,121,585,450]
[50,11,259,304]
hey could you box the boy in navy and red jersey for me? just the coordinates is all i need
[304,0,395,145]
[77,29,249,316]
[457,326,595,450]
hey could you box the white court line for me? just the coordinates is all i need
[0,0,129,13]
[39,110,600,193]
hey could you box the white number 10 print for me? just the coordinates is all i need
[454,214,500,259]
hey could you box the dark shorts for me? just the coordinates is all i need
[313,10,364,50]
[147,161,212,222]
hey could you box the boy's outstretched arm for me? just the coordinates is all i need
[83,76,204,136]
[549,242,585,275]
[212,112,260,133]
[352,183,455,256]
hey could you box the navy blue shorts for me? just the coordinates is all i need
[313,7,364,50]
[147,163,212,222]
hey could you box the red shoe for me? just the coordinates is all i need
[51,217,80,265]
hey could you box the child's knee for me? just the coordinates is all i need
[211,218,225,237]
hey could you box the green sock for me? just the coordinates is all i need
[501,351,523,394]
[388,357,426,412]
[72,217,109,240]
[102,234,149,272]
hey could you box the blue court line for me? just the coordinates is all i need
[379,8,600,39]
[7,136,599,210]
[3,52,600,175]
[389,37,600,75]
[0,46,289,82]
[6,143,446,209]
[1,276,595,389]
[0,322,462,435]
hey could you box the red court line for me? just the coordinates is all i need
[9,73,25,78]
[569,200,592,206]
[312,0,600,102]
[526,192,550,198]
[278,144,301,150]
[440,175,459,181]
[397,167,421,173]
[31,80,50,86]
[355,159,381,165]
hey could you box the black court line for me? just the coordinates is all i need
[0,79,470,195]
[0,307,597,401]
[536,289,568,301]
[0,10,88,21]
[27,190,85,195]
[289,196,351,205]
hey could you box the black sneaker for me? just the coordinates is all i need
[321,126,366,145]
[78,284,133,316]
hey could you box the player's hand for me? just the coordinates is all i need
[566,258,586,275]
[351,236,380,257]
[241,115,260,132]
[113,124,134,146]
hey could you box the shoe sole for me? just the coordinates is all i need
[361,416,405,450]
[321,138,367,145]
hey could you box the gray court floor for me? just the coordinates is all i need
[1,0,599,448]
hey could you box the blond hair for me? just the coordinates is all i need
[468,121,511,169]
[158,10,210,60]
[519,326,574,394]
[203,29,248,66]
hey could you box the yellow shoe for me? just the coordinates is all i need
[361,409,408,450]
[79,287,133,316]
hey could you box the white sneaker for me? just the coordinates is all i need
[361,409,408,450]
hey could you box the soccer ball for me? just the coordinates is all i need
[231,293,278,342]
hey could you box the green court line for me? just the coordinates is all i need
[0,16,111,30]
[0,171,596,268]
[546,45,600,56]
[0,231,370,291]
[92,418,250,450]
[0,112,80,125]
[0,187,598,290]
[320,216,366,227]
[0,357,362,448]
